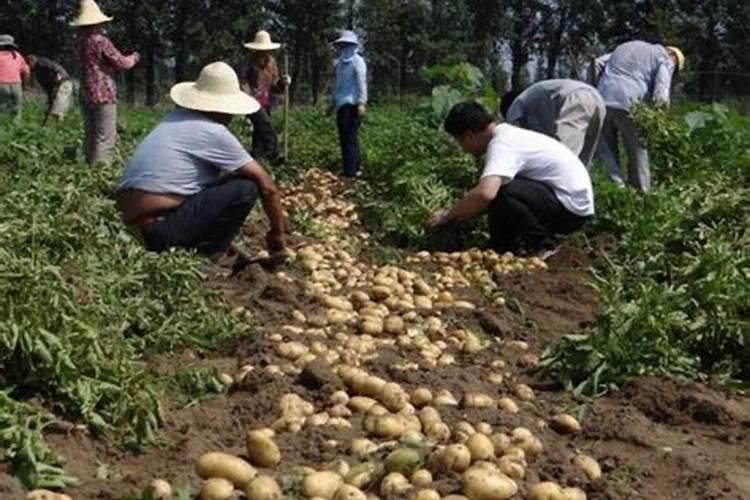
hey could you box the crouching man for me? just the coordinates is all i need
[115,62,286,259]
[426,102,594,257]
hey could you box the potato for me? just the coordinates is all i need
[304,471,344,499]
[323,295,354,311]
[385,448,423,476]
[330,391,350,406]
[549,414,581,435]
[418,407,442,429]
[26,491,71,500]
[572,454,602,481]
[433,390,458,406]
[277,341,309,360]
[487,373,504,385]
[489,433,511,453]
[410,388,433,408]
[350,438,378,457]
[384,316,405,335]
[414,489,441,500]
[371,286,391,300]
[379,382,409,412]
[357,376,387,397]
[147,479,173,499]
[462,467,517,500]
[245,475,282,500]
[246,429,281,468]
[454,421,476,440]
[400,430,425,448]
[513,384,535,401]
[349,396,377,413]
[465,433,495,462]
[279,394,315,420]
[527,482,565,500]
[429,444,471,473]
[500,447,525,462]
[379,472,410,497]
[497,456,525,480]
[424,422,451,442]
[475,422,492,435]
[497,398,519,414]
[462,393,495,409]
[359,319,384,335]
[327,308,350,324]
[562,487,587,500]
[196,452,257,488]
[410,468,433,487]
[200,478,235,500]
[345,462,380,489]
[368,414,407,438]
[334,484,367,500]
[308,412,330,426]
[414,296,433,309]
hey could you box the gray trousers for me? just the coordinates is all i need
[556,89,606,167]
[0,83,23,122]
[82,102,117,166]
[597,107,651,192]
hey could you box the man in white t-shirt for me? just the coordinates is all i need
[116,62,286,259]
[426,102,594,255]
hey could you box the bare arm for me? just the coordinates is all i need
[427,176,503,228]
[236,161,287,251]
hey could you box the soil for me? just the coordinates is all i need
[6,170,750,500]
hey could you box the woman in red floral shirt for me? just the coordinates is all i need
[71,0,139,166]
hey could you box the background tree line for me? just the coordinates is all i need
[2,0,748,105]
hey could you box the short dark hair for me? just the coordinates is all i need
[443,101,493,137]
[499,90,521,119]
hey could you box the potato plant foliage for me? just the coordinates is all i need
[0,107,249,489]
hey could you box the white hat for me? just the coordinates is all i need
[334,30,359,46]
[70,0,113,27]
[0,34,18,48]
[170,62,260,116]
[244,30,281,51]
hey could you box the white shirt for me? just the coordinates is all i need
[118,109,253,196]
[481,124,594,217]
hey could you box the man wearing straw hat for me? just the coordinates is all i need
[593,40,685,192]
[71,0,140,166]
[0,35,30,122]
[115,62,286,260]
[243,30,291,166]
[332,30,367,178]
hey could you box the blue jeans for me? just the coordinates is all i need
[336,104,361,177]
[140,177,258,256]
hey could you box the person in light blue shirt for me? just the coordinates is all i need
[332,30,368,177]
[594,41,685,192]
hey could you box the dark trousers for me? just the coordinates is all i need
[249,107,280,162]
[336,104,361,177]
[487,178,590,253]
[140,178,258,256]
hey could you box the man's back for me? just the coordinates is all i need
[597,40,671,110]
[507,79,598,134]
[32,57,68,94]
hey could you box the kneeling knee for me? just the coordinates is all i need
[231,179,259,204]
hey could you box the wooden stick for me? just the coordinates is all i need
[283,53,290,162]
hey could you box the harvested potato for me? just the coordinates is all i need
[384,316,405,334]
[330,391,350,406]
[410,469,433,487]
[26,491,72,500]
[345,462,380,489]
[400,430,425,448]
[350,438,378,457]
[379,472,410,497]
[465,433,495,462]
[573,454,602,481]
[418,407,441,428]
[200,478,235,500]
[245,475,282,500]
[277,341,309,360]
[196,451,257,488]
[246,429,281,468]
[379,382,409,412]
[349,396,377,413]
[527,482,565,500]
[433,389,458,406]
[497,398,519,414]
[462,467,517,500]
[429,444,471,473]
[322,295,354,311]
[367,414,406,438]
[562,487,587,500]
[410,388,433,408]
[475,422,492,435]
[147,479,173,499]
[424,422,451,442]
[462,393,495,409]
[513,384,535,401]
[385,448,423,476]
[304,471,344,499]
[497,456,525,480]
[333,484,367,500]
[550,414,581,435]
[414,489,441,500]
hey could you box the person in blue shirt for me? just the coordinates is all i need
[594,41,685,192]
[332,30,368,178]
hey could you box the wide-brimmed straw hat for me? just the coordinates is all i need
[0,34,18,48]
[333,30,359,46]
[170,62,260,116]
[70,0,113,27]
[244,31,281,51]
[665,46,685,71]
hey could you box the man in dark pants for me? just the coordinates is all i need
[27,55,73,122]
[115,62,286,260]
[332,30,367,177]
[426,102,594,257]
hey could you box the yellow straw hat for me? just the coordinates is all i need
[170,62,260,116]
[666,46,685,71]
[244,31,281,51]
[70,0,113,27]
